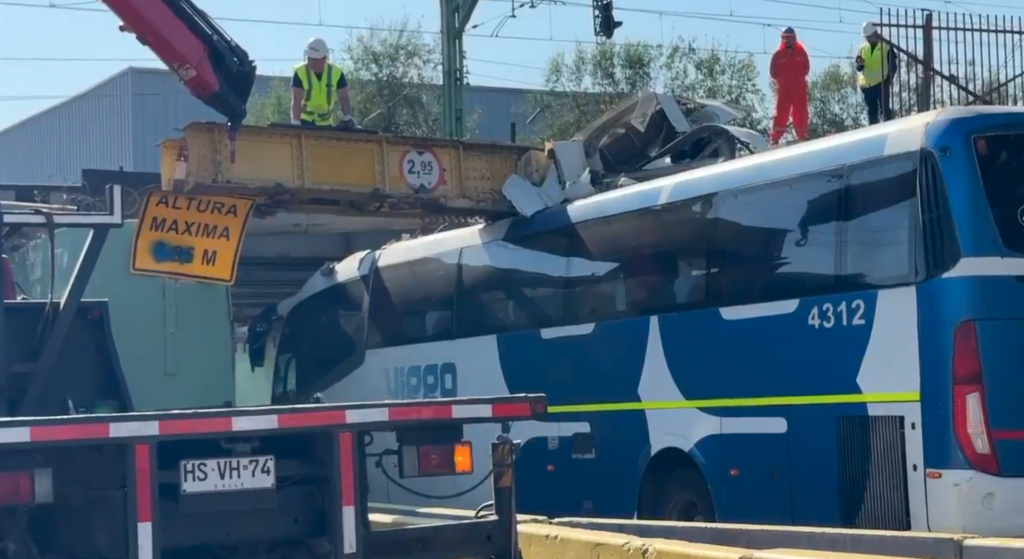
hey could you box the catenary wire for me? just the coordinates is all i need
[3,0,975,103]
[0,0,866,40]
[0,0,864,64]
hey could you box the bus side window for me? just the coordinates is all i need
[565,202,710,323]
[622,254,680,315]
[566,273,623,324]
[425,310,452,337]
[841,155,920,287]
[456,237,570,338]
[710,171,844,304]
[368,250,459,349]
[918,149,959,277]
[973,133,1024,257]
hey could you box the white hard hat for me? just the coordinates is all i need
[862,22,879,37]
[305,38,329,59]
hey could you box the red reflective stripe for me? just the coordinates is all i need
[278,410,347,429]
[492,402,532,418]
[338,432,355,507]
[0,401,539,444]
[31,423,109,441]
[389,405,453,421]
[135,444,153,523]
[159,417,233,435]
[992,429,1024,440]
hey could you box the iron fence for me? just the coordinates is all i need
[879,8,1024,118]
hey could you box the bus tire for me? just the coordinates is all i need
[649,468,716,522]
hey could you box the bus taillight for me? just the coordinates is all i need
[952,320,1000,476]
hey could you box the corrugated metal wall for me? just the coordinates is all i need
[0,70,134,184]
[465,85,544,142]
[128,69,280,172]
[124,69,540,150]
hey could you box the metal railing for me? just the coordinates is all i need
[880,8,1024,117]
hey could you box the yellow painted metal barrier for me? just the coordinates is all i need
[367,512,751,559]
[365,509,954,559]
[962,538,1024,559]
[367,504,1022,559]
[159,122,537,219]
[519,524,750,559]
[746,551,926,559]
[547,518,971,559]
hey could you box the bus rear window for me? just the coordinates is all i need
[975,133,1024,254]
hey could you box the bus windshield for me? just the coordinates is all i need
[975,133,1024,255]
[272,277,368,403]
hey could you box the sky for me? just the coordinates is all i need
[0,0,1021,131]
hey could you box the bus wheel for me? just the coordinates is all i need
[651,468,716,522]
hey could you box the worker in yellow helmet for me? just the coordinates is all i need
[855,22,898,125]
[290,38,357,128]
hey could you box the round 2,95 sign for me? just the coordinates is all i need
[399,148,445,194]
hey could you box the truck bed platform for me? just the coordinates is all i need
[0,395,542,446]
[0,394,545,559]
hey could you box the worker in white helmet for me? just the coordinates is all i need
[855,22,898,125]
[291,38,357,128]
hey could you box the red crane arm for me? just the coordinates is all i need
[102,0,256,128]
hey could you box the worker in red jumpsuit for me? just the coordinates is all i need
[769,27,810,145]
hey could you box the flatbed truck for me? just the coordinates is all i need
[0,185,547,559]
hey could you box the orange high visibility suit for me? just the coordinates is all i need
[770,28,810,144]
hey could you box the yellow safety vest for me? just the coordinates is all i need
[858,42,891,88]
[294,63,343,126]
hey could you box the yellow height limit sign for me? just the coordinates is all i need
[131,192,255,285]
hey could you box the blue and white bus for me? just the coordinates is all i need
[251,107,1024,536]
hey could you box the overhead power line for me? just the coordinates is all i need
[0,56,296,63]
[1,0,1019,105]
[0,0,888,103]
[477,0,865,37]
[0,0,864,41]
[0,55,549,70]
[0,0,861,61]
[0,39,861,102]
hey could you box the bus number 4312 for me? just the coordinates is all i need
[808,299,866,329]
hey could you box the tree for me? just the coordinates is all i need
[951,60,1021,107]
[526,41,662,141]
[526,38,768,141]
[245,18,451,137]
[663,38,768,133]
[804,62,866,138]
[345,18,442,137]
[246,79,291,126]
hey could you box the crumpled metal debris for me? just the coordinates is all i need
[503,91,768,218]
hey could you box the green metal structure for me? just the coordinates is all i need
[10,222,236,411]
[441,0,479,139]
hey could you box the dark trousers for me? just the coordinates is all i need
[861,80,893,125]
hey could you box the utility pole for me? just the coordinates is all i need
[439,0,620,138]
[440,0,479,139]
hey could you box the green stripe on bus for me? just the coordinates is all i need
[547,392,921,414]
